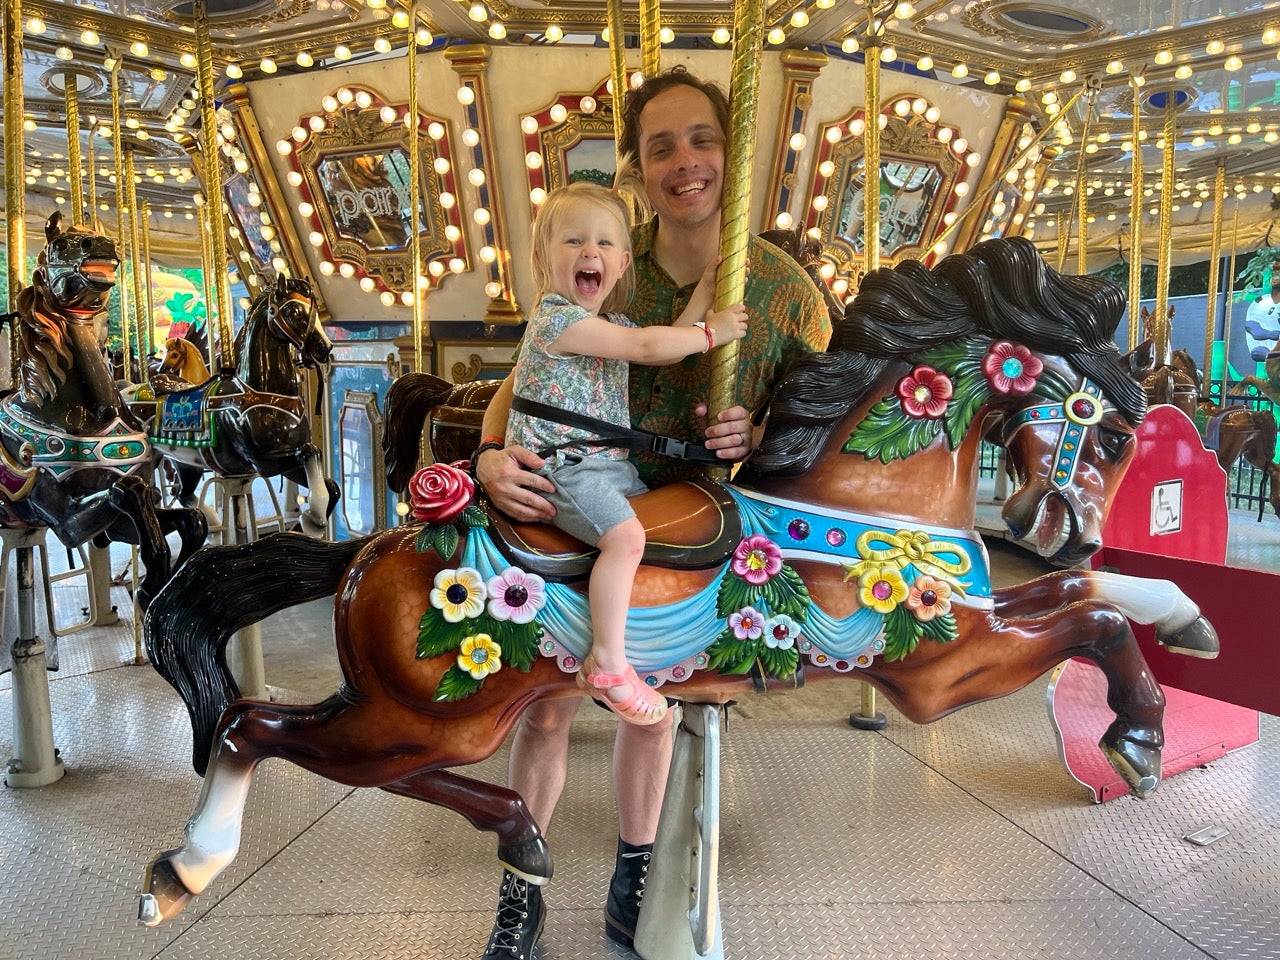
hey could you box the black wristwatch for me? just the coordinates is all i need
[469,440,504,480]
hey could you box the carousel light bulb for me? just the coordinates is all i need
[81,29,100,45]
[440,192,456,209]
[545,25,564,42]
[489,22,506,39]
[1106,59,1125,74]
[911,98,928,115]
[790,11,809,28]
[525,152,543,170]
[954,182,970,197]
[878,114,888,130]
[984,70,1000,85]
[352,91,371,110]
[26,15,46,33]
[1059,69,1076,83]
[131,41,149,57]
[339,262,356,278]
[893,99,911,116]
[292,126,307,142]
[819,160,835,177]
[812,195,829,211]
[417,28,433,45]
[580,96,597,113]
[309,115,326,132]
[1206,39,1225,55]
[767,27,786,45]
[360,277,375,292]
[309,231,325,246]
[1154,49,1173,65]
[474,208,491,226]
[789,132,807,151]
[433,157,451,175]
[774,211,794,229]
[381,291,396,307]
[469,3,487,21]
[226,63,244,79]
[234,158,249,173]
[445,225,462,242]
[550,103,568,123]
[1224,55,1243,71]
[468,168,486,186]
[391,10,409,27]
[428,122,445,140]
[916,55,933,71]
[924,105,941,123]
[337,87,354,105]
[401,291,415,306]
[951,63,968,78]
[319,260,335,275]
[380,105,397,124]
[294,51,313,68]
[260,58,277,74]
[849,118,865,136]
[936,126,953,143]
[825,126,841,143]
[601,27,611,43]
[1015,78,1031,93]
[56,46,73,61]
[841,36,859,54]
[530,187,547,205]
[480,246,497,263]
[287,171,303,186]
[276,139,292,155]
[712,28,731,45]
[660,26,675,43]
[428,261,445,276]
[521,115,539,135]
[374,37,392,54]
[881,47,897,63]
[462,128,480,147]
[456,87,477,109]
[299,201,315,218]
[485,281,504,298]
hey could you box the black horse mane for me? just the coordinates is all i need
[744,236,1146,478]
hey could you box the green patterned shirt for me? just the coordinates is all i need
[626,219,832,486]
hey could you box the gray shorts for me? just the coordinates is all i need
[540,454,648,545]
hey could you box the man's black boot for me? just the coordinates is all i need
[481,869,544,960]
[604,836,652,948]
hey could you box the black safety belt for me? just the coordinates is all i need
[512,394,722,464]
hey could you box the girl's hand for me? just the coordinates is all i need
[706,303,748,349]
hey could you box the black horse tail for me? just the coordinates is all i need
[144,530,374,775]
[383,372,456,491]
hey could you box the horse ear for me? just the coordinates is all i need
[45,211,64,243]
[276,272,287,296]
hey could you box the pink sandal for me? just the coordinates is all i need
[577,658,669,726]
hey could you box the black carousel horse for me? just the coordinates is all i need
[126,274,339,536]
[0,213,207,607]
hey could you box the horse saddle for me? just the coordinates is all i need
[152,384,217,445]
[487,477,742,582]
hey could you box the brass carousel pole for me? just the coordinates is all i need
[64,73,85,225]
[110,59,134,383]
[2,0,66,789]
[1055,210,1068,272]
[408,6,425,374]
[1153,92,1176,367]
[196,194,217,369]
[194,0,234,369]
[1220,202,1241,401]
[640,0,661,79]
[1073,82,1097,276]
[141,200,155,363]
[862,29,882,273]
[124,147,150,388]
[1203,161,1226,396]
[87,125,98,223]
[1128,76,1143,350]
[607,0,628,149]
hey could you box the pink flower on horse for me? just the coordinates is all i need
[486,567,546,624]
[906,575,953,621]
[729,606,766,641]
[731,535,782,585]
[982,341,1043,395]
[896,365,953,419]
[408,461,475,524]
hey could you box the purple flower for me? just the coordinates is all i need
[730,606,765,641]
[486,567,546,623]
[731,535,783,585]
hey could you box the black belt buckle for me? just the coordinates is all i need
[650,435,688,459]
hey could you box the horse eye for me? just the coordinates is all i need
[1097,428,1131,459]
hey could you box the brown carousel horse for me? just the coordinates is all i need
[139,237,1217,927]
[124,274,339,536]
[0,213,207,607]
[1135,336,1280,519]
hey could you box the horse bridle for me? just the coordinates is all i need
[266,288,316,354]
[999,377,1107,492]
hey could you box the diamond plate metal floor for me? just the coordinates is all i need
[2,540,1277,960]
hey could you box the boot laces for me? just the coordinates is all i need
[486,876,531,954]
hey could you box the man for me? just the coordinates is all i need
[1244,260,1280,362]
[473,66,831,959]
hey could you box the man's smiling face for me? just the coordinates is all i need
[636,84,727,233]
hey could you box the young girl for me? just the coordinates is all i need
[506,180,748,725]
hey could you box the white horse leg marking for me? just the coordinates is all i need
[169,733,254,895]
[1088,570,1200,633]
[300,448,329,535]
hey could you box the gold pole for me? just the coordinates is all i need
[197,195,217,369]
[141,199,155,363]
[110,59,134,382]
[64,73,85,225]
[87,125,98,223]
[1203,161,1226,393]
[408,7,425,373]
[3,0,26,369]
[607,0,628,153]
[1128,76,1143,351]
[1220,203,1241,400]
[194,0,234,368]
[1055,210,1067,272]
[125,147,149,387]
[1074,87,1096,276]
[640,0,661,79]
[709,0,763,430]
[862,33,882,273]
[1154,93,1176,367]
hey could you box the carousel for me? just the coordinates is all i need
[1,1,1278,959]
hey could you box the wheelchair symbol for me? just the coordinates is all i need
[1150,481,1182,535]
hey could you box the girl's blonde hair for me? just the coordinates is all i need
[530,180,635,313]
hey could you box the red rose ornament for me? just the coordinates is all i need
[409,462,475,524]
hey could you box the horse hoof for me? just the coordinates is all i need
[1157,616,1220,659]
[498,837,553,885]
[1099,735,1162,799]
[139,854,195,926]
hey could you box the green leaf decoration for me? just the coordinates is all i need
[487,617,542,672]
[920,612,959,644]
[415,525,435,554]
[716,573,758,619]
[1031,366,1078,404]
[433,525,461,560]
[416,605,470,659]
[942,369,991,449]
[914,337,987,372]
[759,565,811,621]
[881,604,922,661]
[844,396,943,463]
[460,504,489,527]
[434,664,484,702]
[759,645,799,680]
[707,631,758,674]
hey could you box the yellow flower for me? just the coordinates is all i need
[457,633,502,680]
[858,563,908,614]
[430,567,486,622]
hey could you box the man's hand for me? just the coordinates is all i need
[475,445,557,521]
[695,403,754,461]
